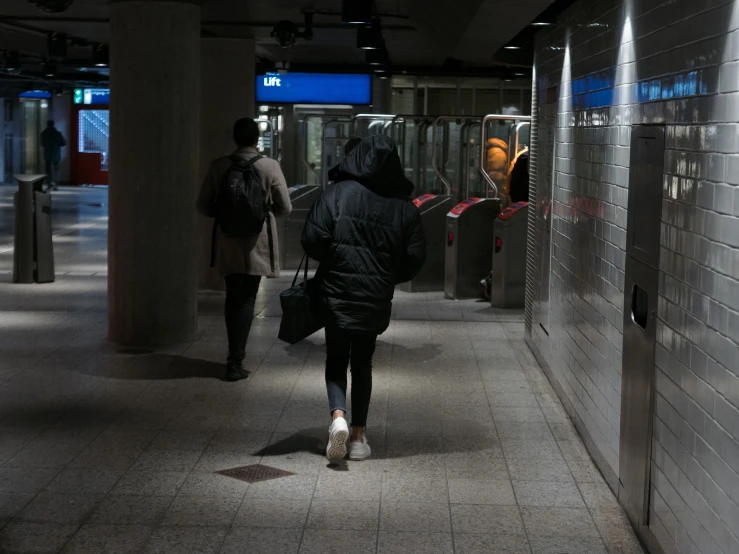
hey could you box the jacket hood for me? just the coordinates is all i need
[328,134,414,196]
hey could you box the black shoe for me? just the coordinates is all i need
[225,364,248,381]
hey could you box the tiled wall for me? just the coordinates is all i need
[526,0,739,553]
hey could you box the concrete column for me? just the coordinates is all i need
[108,0,201,346]
[198,38,255,291]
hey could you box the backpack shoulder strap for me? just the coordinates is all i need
[247,154,263,165]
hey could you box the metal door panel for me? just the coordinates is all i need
[619,255,659,529]
[626,126,665,267]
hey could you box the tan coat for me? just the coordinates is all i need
[197,147,292,277]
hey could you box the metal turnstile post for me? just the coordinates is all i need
[490,202,529,308]
[399,194,452,292]
[444,198,500,299]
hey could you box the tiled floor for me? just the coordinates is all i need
[0,187,644,553]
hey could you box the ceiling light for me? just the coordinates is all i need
[29,0,75,15]
[92,43,108,67]
[357,19,382,50]
[514,72,526,76]
[531,17,554,26]
[366,48,389,66]
[42,59,57,77]
[342,0,373,25]
[503,40,521,50]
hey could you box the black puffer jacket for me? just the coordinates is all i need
[301,135,426,334]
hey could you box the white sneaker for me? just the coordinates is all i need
[348,435,371,461]
[326,417,349,461]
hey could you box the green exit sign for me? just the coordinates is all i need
[73,89,83,104]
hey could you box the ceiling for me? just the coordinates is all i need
[0,0,558,91]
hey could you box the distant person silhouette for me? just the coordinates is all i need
[40,120,66,191]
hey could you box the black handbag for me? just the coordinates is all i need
[278,255,323,344]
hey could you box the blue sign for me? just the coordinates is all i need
[19,90,51,99]
[82,88,110,105]
[256,72,371,105]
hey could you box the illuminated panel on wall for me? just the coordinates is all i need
[256,73,372,105]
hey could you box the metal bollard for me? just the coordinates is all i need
[13,174,55,284]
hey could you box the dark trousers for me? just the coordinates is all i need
[224,274,262,366]
[325,326,378,428]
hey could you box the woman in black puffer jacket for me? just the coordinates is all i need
[302,134,426,462]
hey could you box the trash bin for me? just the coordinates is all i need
[13,174,55,284]
[490,201,529,308]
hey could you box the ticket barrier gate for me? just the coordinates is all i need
[278,184,321,271]
[444,198,500,299]
[399,193,453,292]
[490,202,529,308]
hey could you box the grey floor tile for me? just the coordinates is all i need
[219,527,302,554]
[492,407,547,423]
[233,497,311,528]
[148,430,214,452]
[0,467,60,494]
[377,531,454,554]
[590,508,642,545]
[245,475,316,500]
[307,500,380,530]
[448,478,517,505]
[451,504,525,535]
[161,494,241,527]
[513,481,585,507]
[192,450,262,473]
[453,533,531,553]
[0,493,34,522]
[579,482,621,510]
[111,470,188,496]
[177,472,257,501]
[298,529,377,554]
[488,393,540,408]
[142,525,227,554]
[501,440,562,461]
[567,459,607,484]
[69,445,141,472]
[381,477,448,503]
[380,502,451,533]
[496,423,554,442]
[88,494,173,525]
[520,507,600,538]
[17,492,103,524]
[313,473,383,502]
[507,457,574,483]
[0,521,78,554]
[130,449,202,472]
[61,524,153,554]
[443,449,509,479]
[528,535,608,554]
[46,468,123,495]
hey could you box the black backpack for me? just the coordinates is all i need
[216,155,266,237]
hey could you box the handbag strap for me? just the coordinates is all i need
[292,255,310,287]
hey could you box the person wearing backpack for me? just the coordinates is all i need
[302,134,426,461]
[197,118,292,381]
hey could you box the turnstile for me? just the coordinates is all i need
[278,184,321,271]
[444,198,500,300]
[399,193,453,292]
[490,202,529,308]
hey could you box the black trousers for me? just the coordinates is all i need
[224,274,262,366]
[325,326,378,428]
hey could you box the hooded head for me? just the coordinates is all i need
[328,134,414,197]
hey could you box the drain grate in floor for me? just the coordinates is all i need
[216,464,294,484]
